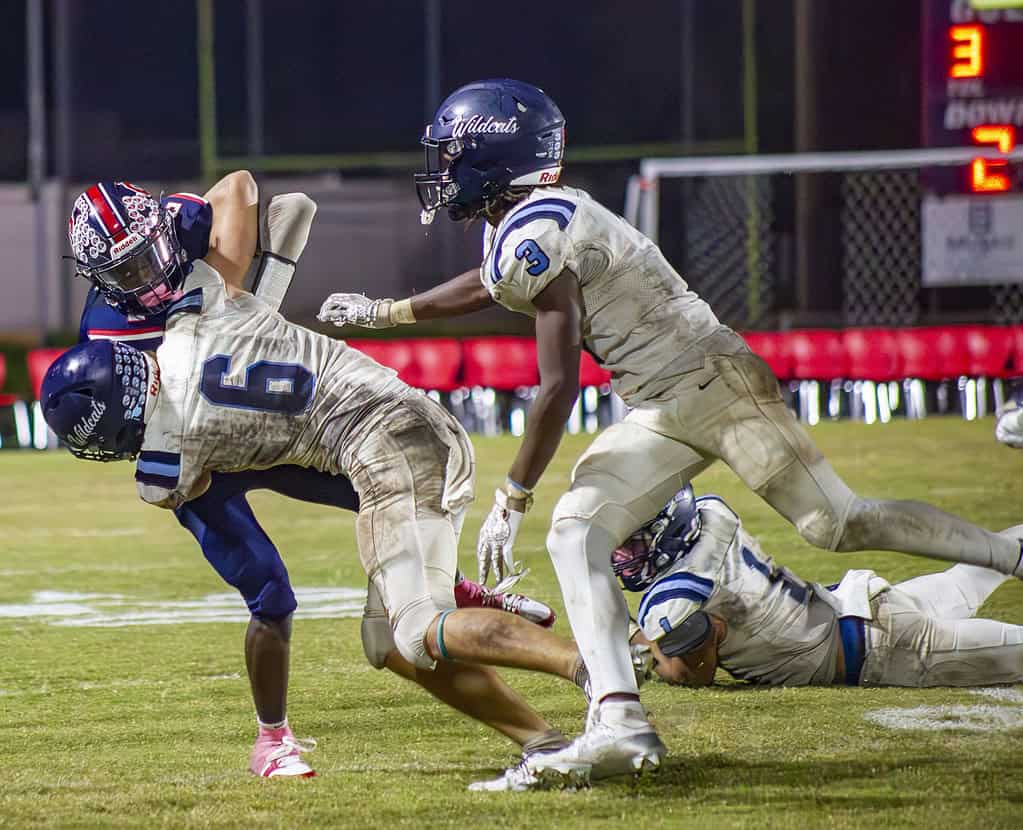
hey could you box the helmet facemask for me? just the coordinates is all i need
[74,208,186,317]
[415,134,479,224]
[612,487,703,592]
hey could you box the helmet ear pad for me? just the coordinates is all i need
[446,139,513,218]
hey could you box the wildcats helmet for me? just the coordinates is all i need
[41,340,155,462]
[415,79,566,224]
[68,181,187,316]
[612,485,702,592]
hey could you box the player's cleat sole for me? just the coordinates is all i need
[525,763,592,791]
[590,732,666,781]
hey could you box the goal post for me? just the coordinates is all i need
[632,146,1023,329]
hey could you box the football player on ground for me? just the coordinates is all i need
[67,176,554,779]
[614,487,1023,690]
[317,78,1023,786]
[43,237,590,789]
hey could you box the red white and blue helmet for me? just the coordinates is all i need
[612,486,702,592]
[67,181,186,316]
[415,79,566,223]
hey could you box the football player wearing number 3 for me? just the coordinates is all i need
[318,78,1023,788]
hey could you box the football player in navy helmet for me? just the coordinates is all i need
[616,488,1022,692]
[319,77,1023,787]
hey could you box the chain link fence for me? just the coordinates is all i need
[638,149,1023,329]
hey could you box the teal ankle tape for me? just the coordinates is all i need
[436,609,456,661]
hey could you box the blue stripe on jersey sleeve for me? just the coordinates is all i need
[490,198,576,284]
[637,571,713,629]
[166,288,203,318]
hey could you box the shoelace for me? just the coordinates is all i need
[265,735,317,764]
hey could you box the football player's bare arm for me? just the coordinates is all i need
[203,170,259,292]
[507,271,582,490]
[409,268,495,319]
[632,616,726,688]
[317,269,493,329]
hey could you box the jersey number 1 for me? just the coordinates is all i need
[200,355,315,414]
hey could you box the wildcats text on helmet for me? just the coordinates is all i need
[451,115,519,139]
[69,399,107,447]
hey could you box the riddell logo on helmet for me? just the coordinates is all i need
[69,398,106,446]
[539,170,561,184]
[451,114,519,139]
[109,233,144,259]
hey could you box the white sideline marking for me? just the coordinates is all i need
[969,687,1023,704]
[864,687,1023,732]
[0,586,366,628]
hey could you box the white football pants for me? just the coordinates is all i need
[860,564,1023,687]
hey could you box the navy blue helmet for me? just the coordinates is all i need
[415,79,566,223]
[68,181,187,317]
[612,485,702,592]
[41,340,154,462]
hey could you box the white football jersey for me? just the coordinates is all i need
[480,186,722,405]
[637,497,841,686]
[136,262,410,509]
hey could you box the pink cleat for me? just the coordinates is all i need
[454,576,556,628]
[249,724,317,778]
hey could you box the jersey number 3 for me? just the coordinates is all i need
[200,355,315,414]
[514,239,550,276]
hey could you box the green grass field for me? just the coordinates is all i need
[1,417,1021,829]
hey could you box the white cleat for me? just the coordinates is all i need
[469,755,589,792]
[468,759,541,792]
[525,700,666,784]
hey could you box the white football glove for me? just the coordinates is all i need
[477,487,531,585]
[317,293,395,329]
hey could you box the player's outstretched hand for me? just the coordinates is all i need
[317,293,396,328]
[477,490,525,585]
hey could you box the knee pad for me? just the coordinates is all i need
[391,596,443,670]
[794,504,847,551]
[360,609,395,669]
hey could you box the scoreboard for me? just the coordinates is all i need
[921,0,1023,284]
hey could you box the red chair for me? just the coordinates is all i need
[961,326,1014,418]
[841,328,902,423]
[894,327,973,417]
[462,337,538,390]
[1012,325,1023,376]
[0,354,31,448]
[963,326,1013,378]
[406,338,462,392]
[462,337,539,435]
[742,331,792,380]
[27,347,67,400]
[27,347,67,449]
[347,339,416,385]
[578,351,611,388]
[782,330,847,423]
